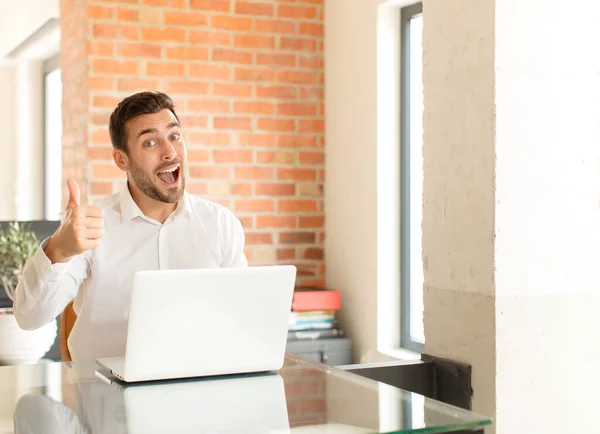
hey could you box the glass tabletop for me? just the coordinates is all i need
[1,353,491,434]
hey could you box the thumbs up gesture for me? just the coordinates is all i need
[45,179,104,263]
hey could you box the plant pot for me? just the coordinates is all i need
[0,308,57,365]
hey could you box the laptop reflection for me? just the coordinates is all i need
[14,371,290,434]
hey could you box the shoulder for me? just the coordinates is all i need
[185,193,242,229]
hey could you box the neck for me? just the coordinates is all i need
[127,182,178,224]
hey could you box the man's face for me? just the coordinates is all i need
[121,109,187,203]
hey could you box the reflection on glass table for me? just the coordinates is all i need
[4,353,491,434]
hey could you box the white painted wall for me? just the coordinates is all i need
[325,0,418,363]
[0,66,17,219]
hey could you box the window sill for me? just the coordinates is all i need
[378,347,422,361]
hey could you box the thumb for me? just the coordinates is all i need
[66,178,80,209]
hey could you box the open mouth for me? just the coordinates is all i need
[156,165,180,186]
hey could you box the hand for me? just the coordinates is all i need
[45,179,104,263]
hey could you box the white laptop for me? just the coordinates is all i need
[96,265,297,383]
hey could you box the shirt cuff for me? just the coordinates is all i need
[31,237,72,278]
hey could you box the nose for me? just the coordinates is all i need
[160,138,177,161]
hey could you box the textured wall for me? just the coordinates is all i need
[59,0,325,286]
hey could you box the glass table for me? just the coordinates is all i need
[1,353,491,433]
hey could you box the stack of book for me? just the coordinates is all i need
[287,288,344,341]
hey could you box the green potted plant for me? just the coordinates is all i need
[0,222,57,365]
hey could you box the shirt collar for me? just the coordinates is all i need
[119,182,192,223]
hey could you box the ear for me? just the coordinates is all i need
[113,149,128,172]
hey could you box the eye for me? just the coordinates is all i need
[143,139,157,148]
[170,133,180,141]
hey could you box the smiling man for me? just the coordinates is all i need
[13,91,248,361]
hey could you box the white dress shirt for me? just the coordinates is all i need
[13,184,248,361]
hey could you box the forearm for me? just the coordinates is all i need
[13,239,87,330]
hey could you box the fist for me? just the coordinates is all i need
[45,179,104,263]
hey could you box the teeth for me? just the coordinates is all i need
[158,166,178,174]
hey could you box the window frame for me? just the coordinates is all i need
[400,2,424,353]
[42,53,61,220]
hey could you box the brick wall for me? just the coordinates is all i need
[59,0,325,287]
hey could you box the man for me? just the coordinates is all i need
[13,91,248,361]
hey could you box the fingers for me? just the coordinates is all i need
[66,179,80,209]
[80,205,104,219]
[84,228,103,240]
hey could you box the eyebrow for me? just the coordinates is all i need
[137,122,180,138]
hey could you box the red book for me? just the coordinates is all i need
[292,290,341,312]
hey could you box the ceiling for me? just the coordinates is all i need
[0,0,59,62]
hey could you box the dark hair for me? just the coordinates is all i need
[108,91,179,152]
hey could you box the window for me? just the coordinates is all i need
[43,55,62,220]
[400,3,424,352]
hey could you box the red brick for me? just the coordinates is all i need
[299,151,324,164]
[234,166,274,179]
[167,80,210,94]
[167,46,209,61]
[299,216,324,228]
[146,62,185,76]
[235,1,274,16]
[91,182,113,195]
[190,0,230,11]
[255,19,296,34]
[234,35,275,49]
[141,27,186,42]
[117,43,162,58]
[88,77,115,91]
[257,151,296,164]
[277,248,295,260]
[302,248,323,260]
[188,132,231,146]
[279,232,316,244]
[188,64,232,80]
[277,168,316,181]
[90,130,111,145]
[116,8,138,21]
[87,147,113,159]
[186,183,209,195]
[232,184,253,195]
[164,11,208,26]
[236,200,275,212]
[92,164,124,178]
[257,118,296,132]
[278,4,317,19]
[256,53,296,67]
[187,99,231,112]
[92,59,139,75]
[189,30,232,46]
[88,41,114,56]
[238,134,276,147]
[92,24,138,40]
[257,86,297,99]
[245,232,273,245]
[280,37,317,52]
[118,78,159,91]
[279,200,318,213]
[256,216,296,228]
[300,22,324,37]
[213,82,253,97]
[278,70,319,84]
[214,117,252,130]
[189,165,231,179]
[278,135,317,148]
[234,101,275,114]
[212,48,253,64]
[213,150,254,163]
[299,119,324,133]
[238,216,254,228]
[256,183,295,196]
[89,5,114,19]
[187,150,211,162]
[94,0,137,3]
[278,103,317,117]
[234,68,275,82]
[299,55,324,69]
[178,115,209,128]
[211,15,252,31]
[300,88,324,101]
